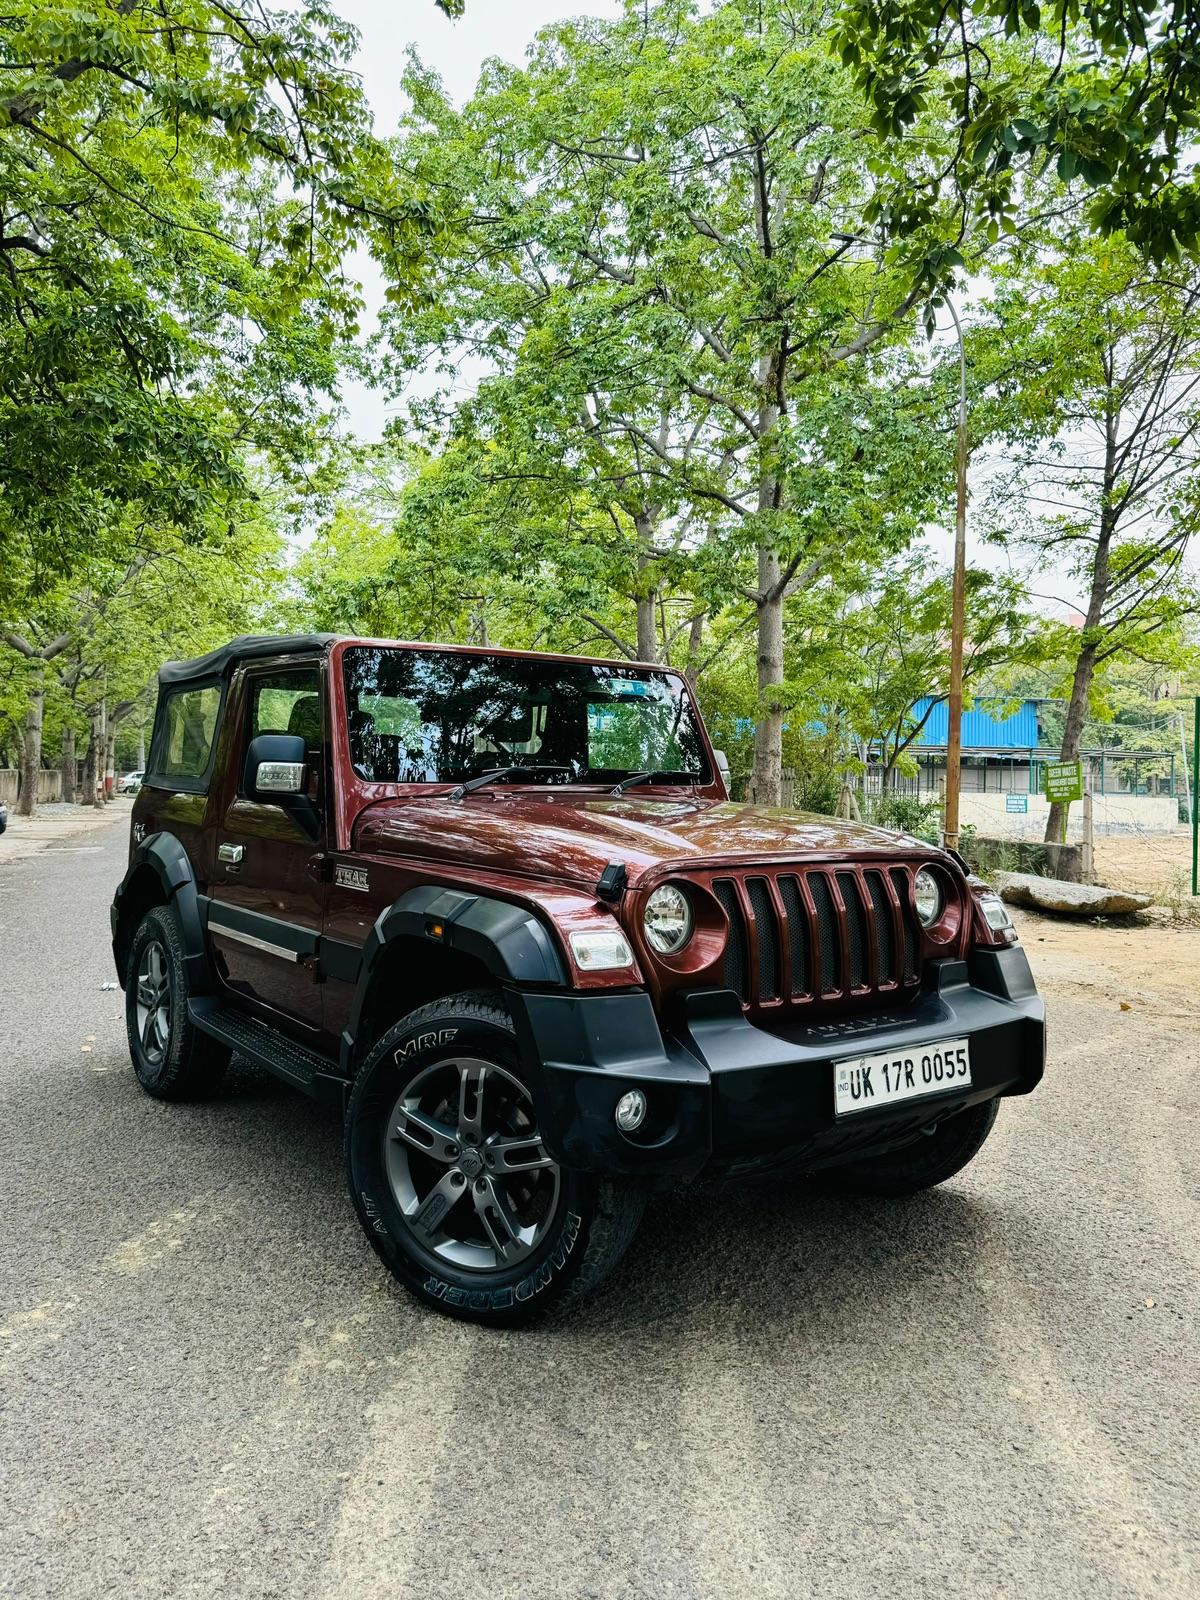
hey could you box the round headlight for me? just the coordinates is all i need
[644,884,693,955]
[913,867,942,927]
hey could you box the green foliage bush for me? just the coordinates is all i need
[866,790,944,843]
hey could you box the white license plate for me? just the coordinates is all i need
[834,1038,971,1117]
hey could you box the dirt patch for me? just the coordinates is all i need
[1093,827,1197,914]
[1013,901,1200,1012]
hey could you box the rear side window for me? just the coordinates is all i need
[152,685,223,783]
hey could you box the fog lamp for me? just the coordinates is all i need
[615,1089,647,1133]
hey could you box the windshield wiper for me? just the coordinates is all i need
[610,771,657,795]
[449,764,572,800]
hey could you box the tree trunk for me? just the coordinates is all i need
[80,713,96,807]
[16,671,44,817]
[1044,458,1116,841]
[104,718,116,801]
[87,706,104,808]
[137,725,146,768]
[61,724,76,804]
[750,335,786,807]
[683,613,705,686]
[1044,641,1099,844]
[634,514,659,663]
[751,545,785,806]
[95,703,107,807]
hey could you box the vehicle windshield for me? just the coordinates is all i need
[342,646,712,787]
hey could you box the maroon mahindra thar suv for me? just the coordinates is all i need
[111,634,1045,1324]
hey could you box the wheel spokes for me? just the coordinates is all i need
[141,1002,159,1055]
[392,1105,459,1163]
[487,1132,555,1173]
[135,942,170,1061]
[457,1061,487,1145]
[472,1175,524,1258]
[407,1170,467,1241]
[385,1054,560,1272]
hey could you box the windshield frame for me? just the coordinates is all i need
[334,640,717,795]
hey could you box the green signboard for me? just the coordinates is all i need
[1043,758,1084,804]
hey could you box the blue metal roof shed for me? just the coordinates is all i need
[909,697,1043,750]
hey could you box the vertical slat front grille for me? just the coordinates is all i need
[777,875,809,996]
[712,864,924,1011]
[890,867,918,981]
[864,870,896,983]
[712,879,749,1002]
[836,871,867,988]
[746,877,780,1000]
[809,873,840,993]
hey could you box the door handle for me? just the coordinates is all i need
[218,843,245,865]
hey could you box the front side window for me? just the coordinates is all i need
[248,668,323,753]
[342,647,711,786]
[153,685,223,782]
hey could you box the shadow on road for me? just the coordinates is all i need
[132,1055,1010,1345]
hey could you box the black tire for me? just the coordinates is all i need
[125,905,230,1101]
[826,1097,1001,1197]
[345,990,645,1326]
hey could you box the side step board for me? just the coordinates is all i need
[189,999,347,1105]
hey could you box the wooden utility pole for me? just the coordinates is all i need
[943,296,969,853]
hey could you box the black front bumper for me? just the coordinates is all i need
[508,949,1045,1182]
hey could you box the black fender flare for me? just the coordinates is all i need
[111,832,212,995]
[339,885,567,1074]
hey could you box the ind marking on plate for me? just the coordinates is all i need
[335,864,370,893]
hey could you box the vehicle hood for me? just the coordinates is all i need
[354,793,939,891]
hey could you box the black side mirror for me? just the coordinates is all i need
[244,733,320,837]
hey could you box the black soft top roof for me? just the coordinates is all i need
[158,634,340,687]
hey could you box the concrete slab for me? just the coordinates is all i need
[995,869,1153,916]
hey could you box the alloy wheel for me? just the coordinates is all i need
[384,1056,560,1272]
[135,940,172,1065]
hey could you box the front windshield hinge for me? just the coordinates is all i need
[595,861,628,903]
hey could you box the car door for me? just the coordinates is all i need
[208,660,327,1032]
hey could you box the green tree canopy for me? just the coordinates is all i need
[378,0,961,804]
[977,233,1200,839]
[837,0,1200,261]
[0,0,445,607]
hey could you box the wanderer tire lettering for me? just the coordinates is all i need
[420,1212,583,1311]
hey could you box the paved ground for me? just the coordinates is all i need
[1,814,1198,1599]
[0,796,133,864]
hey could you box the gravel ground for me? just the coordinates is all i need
[1,815,1197,1599]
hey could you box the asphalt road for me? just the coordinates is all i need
[2,813,1198,1600]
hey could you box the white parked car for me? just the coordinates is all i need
[118,771,144,795]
